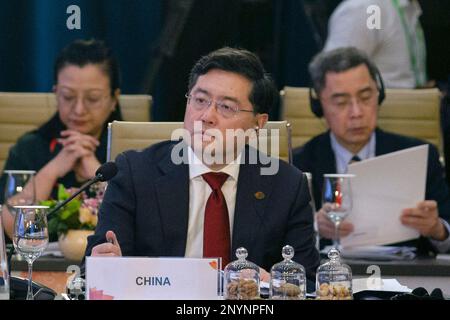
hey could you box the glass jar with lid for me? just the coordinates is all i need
[223,247,260,300]
[316,248,352,300]
[270,245,306,300]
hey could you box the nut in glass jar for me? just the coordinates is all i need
[316,248,353,300]
[270,245,306,300]
[223,247,260,300]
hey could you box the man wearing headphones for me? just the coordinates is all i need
[293,47,450,253]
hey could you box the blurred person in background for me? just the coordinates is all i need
[294,47,450,254]
[0,39,123,239]
[324,0,428,88]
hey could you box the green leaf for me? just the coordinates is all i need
[59,208,74,220]
[40,199,56,208]
[48,216,60,241]
[57,184,71,201]
[65,199,81,212]
[46,183,97,238]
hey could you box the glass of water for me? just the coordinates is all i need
[0,205,10,300]
[12,205,49,300]
[3,170,36,215]
[322,174,354,250]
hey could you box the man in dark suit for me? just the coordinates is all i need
[293,47,450,253]
[86,47,319,281]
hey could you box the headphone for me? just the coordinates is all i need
[309,66,386,118]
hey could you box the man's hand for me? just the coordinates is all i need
[91,231,122,257]
[317,208,354,240]
[401,200,448,241]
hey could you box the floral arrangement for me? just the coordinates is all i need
[41,183,105,241]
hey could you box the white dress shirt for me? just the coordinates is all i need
[184,147,241,258]
[324,0,426,88]
[330,132,450,252]
[330,131,376,174]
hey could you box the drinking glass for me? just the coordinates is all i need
[3,170,36,215]
[322,174,354,250]
[12,205,49,300]
[0,205,10,300]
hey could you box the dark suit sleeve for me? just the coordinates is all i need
[292,143,324,212]
[284,173,320,282]
[292,146,308,171]
[426,145,450,223]
[85,152,137,256]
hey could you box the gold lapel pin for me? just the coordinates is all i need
[254,191,265,200]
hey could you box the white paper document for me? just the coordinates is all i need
[321,245,416,261]
[341,145,428,248]
[353,278,411,293]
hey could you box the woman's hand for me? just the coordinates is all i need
[74,154,101,181]
[47,130,100,179]
[58,130,99,152]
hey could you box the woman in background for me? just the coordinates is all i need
[0,39,122,239]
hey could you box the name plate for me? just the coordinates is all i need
[86,257,220,300]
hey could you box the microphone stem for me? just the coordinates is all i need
[47,176,100,216]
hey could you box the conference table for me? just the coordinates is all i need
[11,255,78,295]
[11,254,450,299]
[345,256,450,295]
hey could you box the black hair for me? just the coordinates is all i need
[54,39,121,96]
[54,39,122,120]
[188,47,277,114]
[309,47,380,95]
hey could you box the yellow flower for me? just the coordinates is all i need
[79,207,94,225]
[91,212,98,227]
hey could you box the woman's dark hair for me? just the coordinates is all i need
[188,47,277,114]
[54,39,121,97]
[54,39,122,120]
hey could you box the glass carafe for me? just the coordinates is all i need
[316,248,352,300]
[223,247,260,300]
[270,245,306,300]
[0,205,10,300]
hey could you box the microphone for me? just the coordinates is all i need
[47,162,118,216]
[93,161,118,182]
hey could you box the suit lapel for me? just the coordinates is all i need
[315,133,336,174]
[232,151,273,257]
[375,128,392,155]
[154,143,189,256]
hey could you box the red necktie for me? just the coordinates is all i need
[202,172,231,269]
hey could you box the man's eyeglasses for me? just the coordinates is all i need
[185,93,254,119]
[57,92,111,111]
